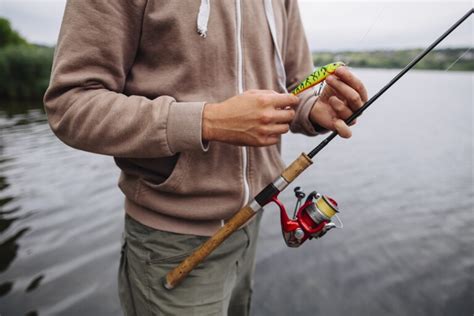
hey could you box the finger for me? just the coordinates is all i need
[260,124,290,136]
[267,93,299,109]
[326,75,363,112]
[328,96,353,121]
[334,119,352,138]
[263,135,280,146]
[334,67,368,102]
[319,84,345,103]
[245,89,278,95]
[270,124,290,135]
[272,108,295,123]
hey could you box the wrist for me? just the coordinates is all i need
[202,102,217,142]
[309,99,329,133]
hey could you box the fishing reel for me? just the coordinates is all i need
[271,187,342,247]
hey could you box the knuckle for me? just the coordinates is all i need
[256,95,270,105]
[259,111,273,124]
[256,126,269,136]
[288,110,296,120]
[329,95,338,102]
[332,101,344,112]
[265,136,278,145]
[350,93,361,105]
[289,95,299,105]
[257,137,268,146]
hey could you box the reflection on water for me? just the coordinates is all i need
[0,227,30,273]
[25,275,44,293]
[0,69,472,315]
[0,100,123,315]
[0,281,13,297]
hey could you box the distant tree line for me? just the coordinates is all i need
[0,17,54,101]
[313,48,474,71]
[0,17,472,102]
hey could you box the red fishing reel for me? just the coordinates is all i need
[271,187,342,247]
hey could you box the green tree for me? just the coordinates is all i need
[0,17,54,100]
[0,17,28,48]
[0,45,54,99]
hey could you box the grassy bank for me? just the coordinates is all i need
[313,48,474,71]
[0,17,54,101]
[0,45,54,100]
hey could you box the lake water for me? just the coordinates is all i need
[0,69,472,316]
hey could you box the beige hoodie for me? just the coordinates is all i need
[44,0,320,236]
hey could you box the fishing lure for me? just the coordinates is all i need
[291,61,345,96]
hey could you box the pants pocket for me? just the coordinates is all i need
[144,248,238,316]
[118,239,138,316]
[143,231,247,315]
[146,232,208,264]
[122,214,251,315]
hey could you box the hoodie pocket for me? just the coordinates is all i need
[139,152,190,193]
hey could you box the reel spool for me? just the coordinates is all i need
[271,187,343,247]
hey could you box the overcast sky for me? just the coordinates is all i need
[0,0,472,51]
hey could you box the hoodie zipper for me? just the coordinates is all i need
[235,0,250,208]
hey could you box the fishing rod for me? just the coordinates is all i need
[163,8,473,290]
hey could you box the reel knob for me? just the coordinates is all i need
[294,228,305,240]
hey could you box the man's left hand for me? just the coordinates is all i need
[309,67,368,138]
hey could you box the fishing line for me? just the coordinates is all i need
[311,4,385,113]
[357,6,385,46]
[444,47,472,71]
[308,8,473,159]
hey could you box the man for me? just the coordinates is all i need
[44,0,367,315]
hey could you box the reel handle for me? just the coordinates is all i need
[294,186,306,199]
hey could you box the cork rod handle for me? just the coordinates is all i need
[164,153,312,289]
[281,153,312,182]
[163,204,256,289]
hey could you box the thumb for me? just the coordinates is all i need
[270,93,299,109]
[334,119,352,138]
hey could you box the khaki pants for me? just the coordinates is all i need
[118,213,262,316]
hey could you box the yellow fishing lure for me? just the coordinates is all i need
[291,61,345,96]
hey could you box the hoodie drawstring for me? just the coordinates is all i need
[197,0,211,38]
[197,0,286,93]
[264,0,287,92]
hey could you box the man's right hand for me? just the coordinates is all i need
[202,90,298,147]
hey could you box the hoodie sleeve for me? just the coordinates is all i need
[43,0,208,158]
[284,0,322,136]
